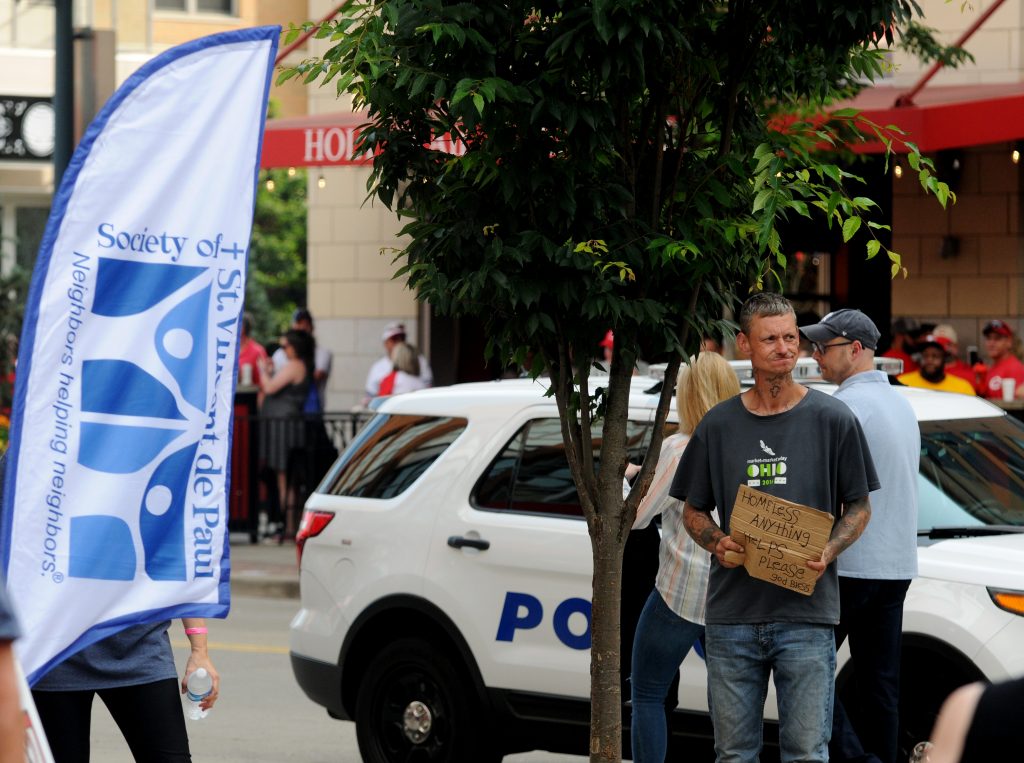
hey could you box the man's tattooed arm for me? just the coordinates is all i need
[684,501,745,567]
[807,495,872,578]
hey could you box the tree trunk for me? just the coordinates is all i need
[589,527,625,762]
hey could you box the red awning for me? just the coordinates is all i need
[842,82,1024,153]
[260,110,467,168]
[261,111,372,168]
[261,83,1024,167]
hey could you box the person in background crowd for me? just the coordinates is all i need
[273,309,332,412]
[898,336,976,396]
[598,329,646,374]
[915,675,1024,763]
[700,335,723,355]
[672,293,878,763]
[259,329,314,540]
[236,312,268,391]
[930,324,975,386]
[378,342,430,396]
[801,309,920,763]
[881,316,920,374]
[600,329,615,368]
[629,352,740,763]
[364,323,433,403]
[975,319,1024,399]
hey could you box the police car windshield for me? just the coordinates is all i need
[918,416,1024,535]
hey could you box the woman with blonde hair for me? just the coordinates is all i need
[629,351,740,763]
[378,342,429,396]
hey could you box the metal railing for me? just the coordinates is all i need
[228,409,374,541]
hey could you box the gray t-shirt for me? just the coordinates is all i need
[670,389,879,625]
[33,621,177,691]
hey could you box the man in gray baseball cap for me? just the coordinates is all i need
[800,307,920,763]
[799,308,882,354]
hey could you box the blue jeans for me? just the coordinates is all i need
[830,577,912,763]
[630,589,705,763]
[706,622,836,763]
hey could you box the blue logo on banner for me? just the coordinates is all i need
[72,258,211,582]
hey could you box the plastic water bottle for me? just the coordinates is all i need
[185,668,213,721]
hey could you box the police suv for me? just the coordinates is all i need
[289,361,1024,762]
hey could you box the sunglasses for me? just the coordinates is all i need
[813,340,855,355]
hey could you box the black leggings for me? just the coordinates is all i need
[33,677,191,763]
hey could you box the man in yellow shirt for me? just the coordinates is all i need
[898,335,975,395]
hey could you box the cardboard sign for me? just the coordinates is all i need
[728,485,834,596]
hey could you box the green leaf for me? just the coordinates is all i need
[788,200,810,218]
[842,216,862,242]
[866,239,881,259]
[472,93,485,115]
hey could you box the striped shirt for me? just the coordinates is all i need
[633,433,710,625]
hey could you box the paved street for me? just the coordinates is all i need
[87,591,589,762]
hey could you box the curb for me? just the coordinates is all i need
[230,576,300,599]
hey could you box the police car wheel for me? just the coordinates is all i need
[355,638,495,763]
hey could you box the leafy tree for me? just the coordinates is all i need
[248,165,308,342]
[284,2,953,759]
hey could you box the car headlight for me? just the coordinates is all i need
[988,588,1024,617]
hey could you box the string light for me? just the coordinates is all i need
[317,172,326,189]
[287,166,296,176]
[893,163,903,179]
[1013,149,1020,165]
[265,178,275,192]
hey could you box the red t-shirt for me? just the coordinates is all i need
[882,348,918,374]
[237,338,268,387]
[945,359,975,385]
[980,355,1024,399]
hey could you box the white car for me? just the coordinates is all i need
[289,362,1024,762]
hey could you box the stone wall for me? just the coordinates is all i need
[890,142,1024,357]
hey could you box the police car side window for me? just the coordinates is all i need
[473,418,651,519]
[319,414,468,499]
[917,418,1024,528]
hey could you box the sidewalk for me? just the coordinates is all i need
[228,533,300,599]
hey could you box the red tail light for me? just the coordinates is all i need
[295,510,334,567]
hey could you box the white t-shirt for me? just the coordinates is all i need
[364,354,433,398]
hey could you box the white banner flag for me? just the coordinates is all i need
[1,26,279,683]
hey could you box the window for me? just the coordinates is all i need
[155,0,234,14]
[474,418,653,518]
[318,414,467,499]
[15,206,49,270]
[918,417,1024,533]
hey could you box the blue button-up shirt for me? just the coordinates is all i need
[833,370,919,579]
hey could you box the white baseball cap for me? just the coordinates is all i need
[381,322,406,342]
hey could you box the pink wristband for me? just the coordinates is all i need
[184,627,208,635]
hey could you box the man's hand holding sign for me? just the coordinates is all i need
[715,483,872,591]
[721,485,834,595]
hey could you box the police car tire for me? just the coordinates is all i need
[354,637,497,763]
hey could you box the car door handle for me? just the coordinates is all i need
[447,535,490,551]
